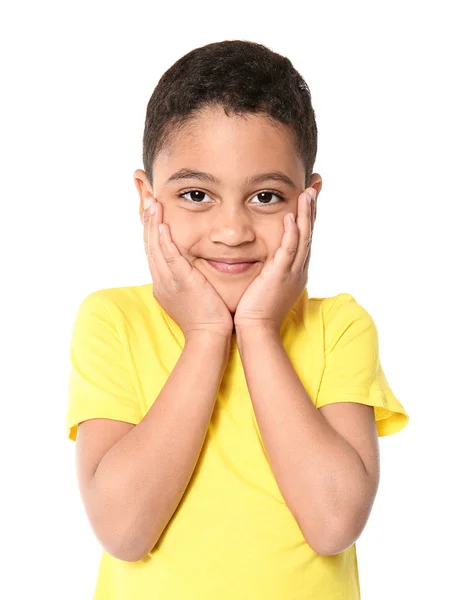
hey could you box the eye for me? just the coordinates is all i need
[178,189,286,206]
[250,191,286,206]
[178,190,214,204]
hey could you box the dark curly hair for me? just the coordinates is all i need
[142,40,318,188]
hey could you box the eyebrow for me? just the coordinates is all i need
[165,168,297,189]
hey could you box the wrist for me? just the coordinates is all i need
[184,329,232,348]
[235,322,281,350]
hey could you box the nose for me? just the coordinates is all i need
[208,207,255,245]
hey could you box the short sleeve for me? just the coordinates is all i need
[315,293,409,437]
[66,292,142,442]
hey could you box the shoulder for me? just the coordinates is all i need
[323,292,365,317]
[76,282,154,319]
[307,291,372,324]
[305,292,377,350]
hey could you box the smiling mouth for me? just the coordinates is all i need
[204,259,258,274]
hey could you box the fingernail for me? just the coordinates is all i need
[144,197,152,210]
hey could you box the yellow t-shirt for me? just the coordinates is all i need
[66,283,409,600]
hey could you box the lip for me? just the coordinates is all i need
[205,257,258,264]
[205,259,259,274]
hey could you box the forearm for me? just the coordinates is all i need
[236,325,370,554]
[89,331,231,561]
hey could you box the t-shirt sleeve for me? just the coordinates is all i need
[66,292,143,442]
[315,293,409,437]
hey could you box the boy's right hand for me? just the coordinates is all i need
[143,196,234,342]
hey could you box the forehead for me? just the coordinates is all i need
[154,107,304,184]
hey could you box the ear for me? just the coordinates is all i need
[134,169,154,224]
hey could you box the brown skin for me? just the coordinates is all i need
[134,105,322,317]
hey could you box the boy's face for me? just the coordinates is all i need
[135,105,321,315]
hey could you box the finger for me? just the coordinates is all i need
[292,190,313,273]
[273,210,299,273]
[143,197,171,280]
[158,221,196,285]
[303,194,315,271]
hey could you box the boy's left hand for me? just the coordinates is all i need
[234,188,316,333]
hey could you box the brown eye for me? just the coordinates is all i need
[250,191,285,206]
[178,190,213,204]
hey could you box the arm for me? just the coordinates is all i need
[87,331,231,562]
[236,325,379,556]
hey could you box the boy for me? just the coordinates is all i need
[67,40,409,599]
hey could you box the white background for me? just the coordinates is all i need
[1,1,463,598]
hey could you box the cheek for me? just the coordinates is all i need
[263,225,285,256]
[166,218,195,255]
